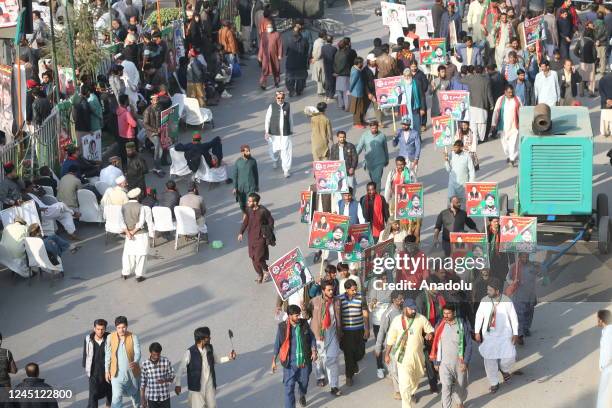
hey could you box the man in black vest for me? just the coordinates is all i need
[264,91,294,178]
[271,305,318,408]
[174,327,236,408]
[82,319,112,408]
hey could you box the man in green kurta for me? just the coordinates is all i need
[356,121,389,189]
[232,145,259,213]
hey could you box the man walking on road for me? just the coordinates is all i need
[339,279,369,387]
[232,145,259,214]
[140,342,174,408]
[375,291,405,400]
[264,91,294,178]
[429,304,474,408]
[175,327,237,408]
[433,196,478,257]
[83,319,112,408]
[329,131,358,189]
[238,193,274,283]
[272,305,318,408]
[597,309,611,408]
[384,297,434,406]
[307,280,343,396]
[356,121,389,189]
[474,278,519,394]
[105,316,141,408]
[0,332,18,406]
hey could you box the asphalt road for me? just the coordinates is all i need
[0,1,611,407]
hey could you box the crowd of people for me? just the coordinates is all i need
[0,0,611,407]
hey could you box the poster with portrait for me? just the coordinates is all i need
[431,116,455,148]
[269,247,313,301]
[394,183,423,220]
[499,216,537,253]
[299,191,313,224]
[362,238,395,283]
[380,2,408,27]
[313,160,349,194]
[81,132,102,161]
[449,232,489,271]
[374,76,402,109]
[465,182,499,217]
[308,212,350,252]
[419,38,446,65]
[522,16,542,47]
[160,104,179,149]
[57,66,76,97]
[172,20,186,67]
[0,65,13,137]
[0,0,20,28]
[406,9,434,33]
[342,224,373,263]
[438,90,470,121]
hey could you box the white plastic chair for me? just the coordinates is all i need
[142,206,155,240]
[42,186,55,196]
[171,93,186,118]
[95,181,110,196]
[198,158,228,184]
[152,206,176,247]
[183,97,214,128]
[0,244,29,278]
[103,205,125,244]
[24,237,64,277]
[174,206,200,252]
[169,147,193,178]
[77,189,104,223]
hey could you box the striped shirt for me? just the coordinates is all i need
[339,293,367,330]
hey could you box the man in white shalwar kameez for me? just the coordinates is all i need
[444,140,475,204]
[492,85,522,167]
[117,54,140,109]
[597,309,612,408]
[175,327,236,408]
[474,278,519,394]
[311,34,326,96]
[120,188,150,282]
[264,91,294,178]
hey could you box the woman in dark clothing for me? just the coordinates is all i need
[487,217,510,283]
[285,32,310,97]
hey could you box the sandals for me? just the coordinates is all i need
[501,371,512,382]
[490,384,500,394]
[262,272,271,283]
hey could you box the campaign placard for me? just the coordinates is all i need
[380,2,408,27]
[465,182,499,217]
[432,116,455,148]
[342,224,373,262]
[313,160,349,193]
[419,38,446,65]
[406,9,434,33]
[299,191,312,224]
[449,232,489,271]
[81,132,102,161]
[0,0,20,28]
[0,65,13,137]
[499,216,537,253]
[395,183,423,219]
[523,16,542,47]
[308,212,350,252]
[269,247,313,301]
[160,104,179,149]
[362,238,396,283]
[439,91,470,121]
[374,76,402,109]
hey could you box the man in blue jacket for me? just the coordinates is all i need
[392,119,421,174]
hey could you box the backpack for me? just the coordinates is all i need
[72,97,91,132]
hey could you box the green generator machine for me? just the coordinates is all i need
[510,106,610,255]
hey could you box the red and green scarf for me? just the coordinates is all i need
[429,319,466,363]
[391,316,415,364]
[279,321,306,368]
[320,297,333,339]
[424,292,446,326]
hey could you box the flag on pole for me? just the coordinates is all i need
[14,9,25,46]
